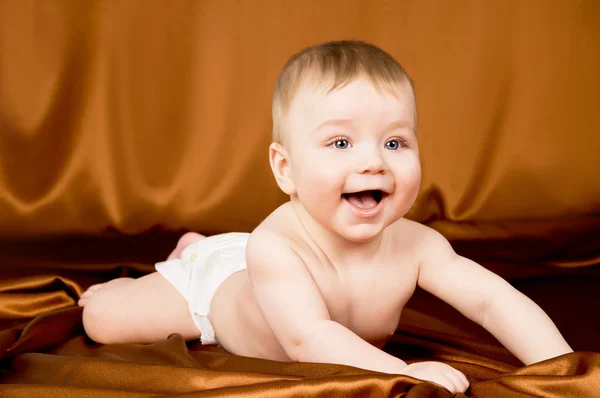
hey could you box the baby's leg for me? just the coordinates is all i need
[82,272,200,344]
[81,232,206,344]
[78,232,204,307]
[78,278,134,307]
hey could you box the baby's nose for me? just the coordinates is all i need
[358,152,386,175]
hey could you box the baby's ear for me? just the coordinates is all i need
[269,142,296,196]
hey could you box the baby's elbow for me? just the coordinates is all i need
[477,281,516,326]
[283,323,328,362]
[274,326,317,362]
[279,334,306,362]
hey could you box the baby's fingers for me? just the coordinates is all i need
[425,374,460,394]
[444,370,469,393]
[453,369,469,391]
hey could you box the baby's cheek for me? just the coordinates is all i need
[396,157,421,181]
[297,171,344,211]
[405,164,421,187]
[305,176,340,199]
[303,159,343,184]
[399,167,422,204]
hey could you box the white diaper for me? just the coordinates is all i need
[155,232,250,345]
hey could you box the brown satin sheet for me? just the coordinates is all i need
[0,234,599,397]
[0,1,599,397]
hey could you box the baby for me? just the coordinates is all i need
[79,40,573,394]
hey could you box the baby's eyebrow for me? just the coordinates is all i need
[381,120,415,133]
[312,119,415,135]
[312,118,353,135]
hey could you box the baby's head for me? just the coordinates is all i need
[270,40,421,242]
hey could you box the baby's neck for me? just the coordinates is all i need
[289,198,387,266]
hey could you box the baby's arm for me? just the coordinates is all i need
[417,227,573,365]
[247,229,468,393]
[246,230,406,373]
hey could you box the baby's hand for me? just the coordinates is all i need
[401,361,469,394]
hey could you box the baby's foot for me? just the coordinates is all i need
[78,283,106,307]
[167,232,206,260]
[78,278,134,307]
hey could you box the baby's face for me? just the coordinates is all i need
[285,77,421,242]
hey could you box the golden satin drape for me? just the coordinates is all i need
[1,234,599,397]
[0,1,599,397]
[2,307,599,397]
[0,0,598,239]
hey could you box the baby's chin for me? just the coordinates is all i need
[333,222,389,243]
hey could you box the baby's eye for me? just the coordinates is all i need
[332,139,350,149]
[385,139,404,151]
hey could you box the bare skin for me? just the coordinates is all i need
[80,77,572,395]
[79,232,206,344]
[78,231,202,307]
[79,202,571,394]
[79,209,468,391]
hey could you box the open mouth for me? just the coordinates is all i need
[342,190,388,210]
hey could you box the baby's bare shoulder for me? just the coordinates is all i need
[391,218,437,243]
[252,202,310,245]
[251,203,293,239]
[389,219,449,258]
[249,203,328,271]
[392,220,457,273]
[247,203,301,259]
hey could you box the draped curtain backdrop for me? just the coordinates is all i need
[0,1,598,249]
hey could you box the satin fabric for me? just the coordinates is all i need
[0,0,598,242]
[0,234,599,396]
[0,1,599,397]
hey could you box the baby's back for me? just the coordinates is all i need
[210,202,423,360]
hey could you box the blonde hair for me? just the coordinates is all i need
[272,40,415,145]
